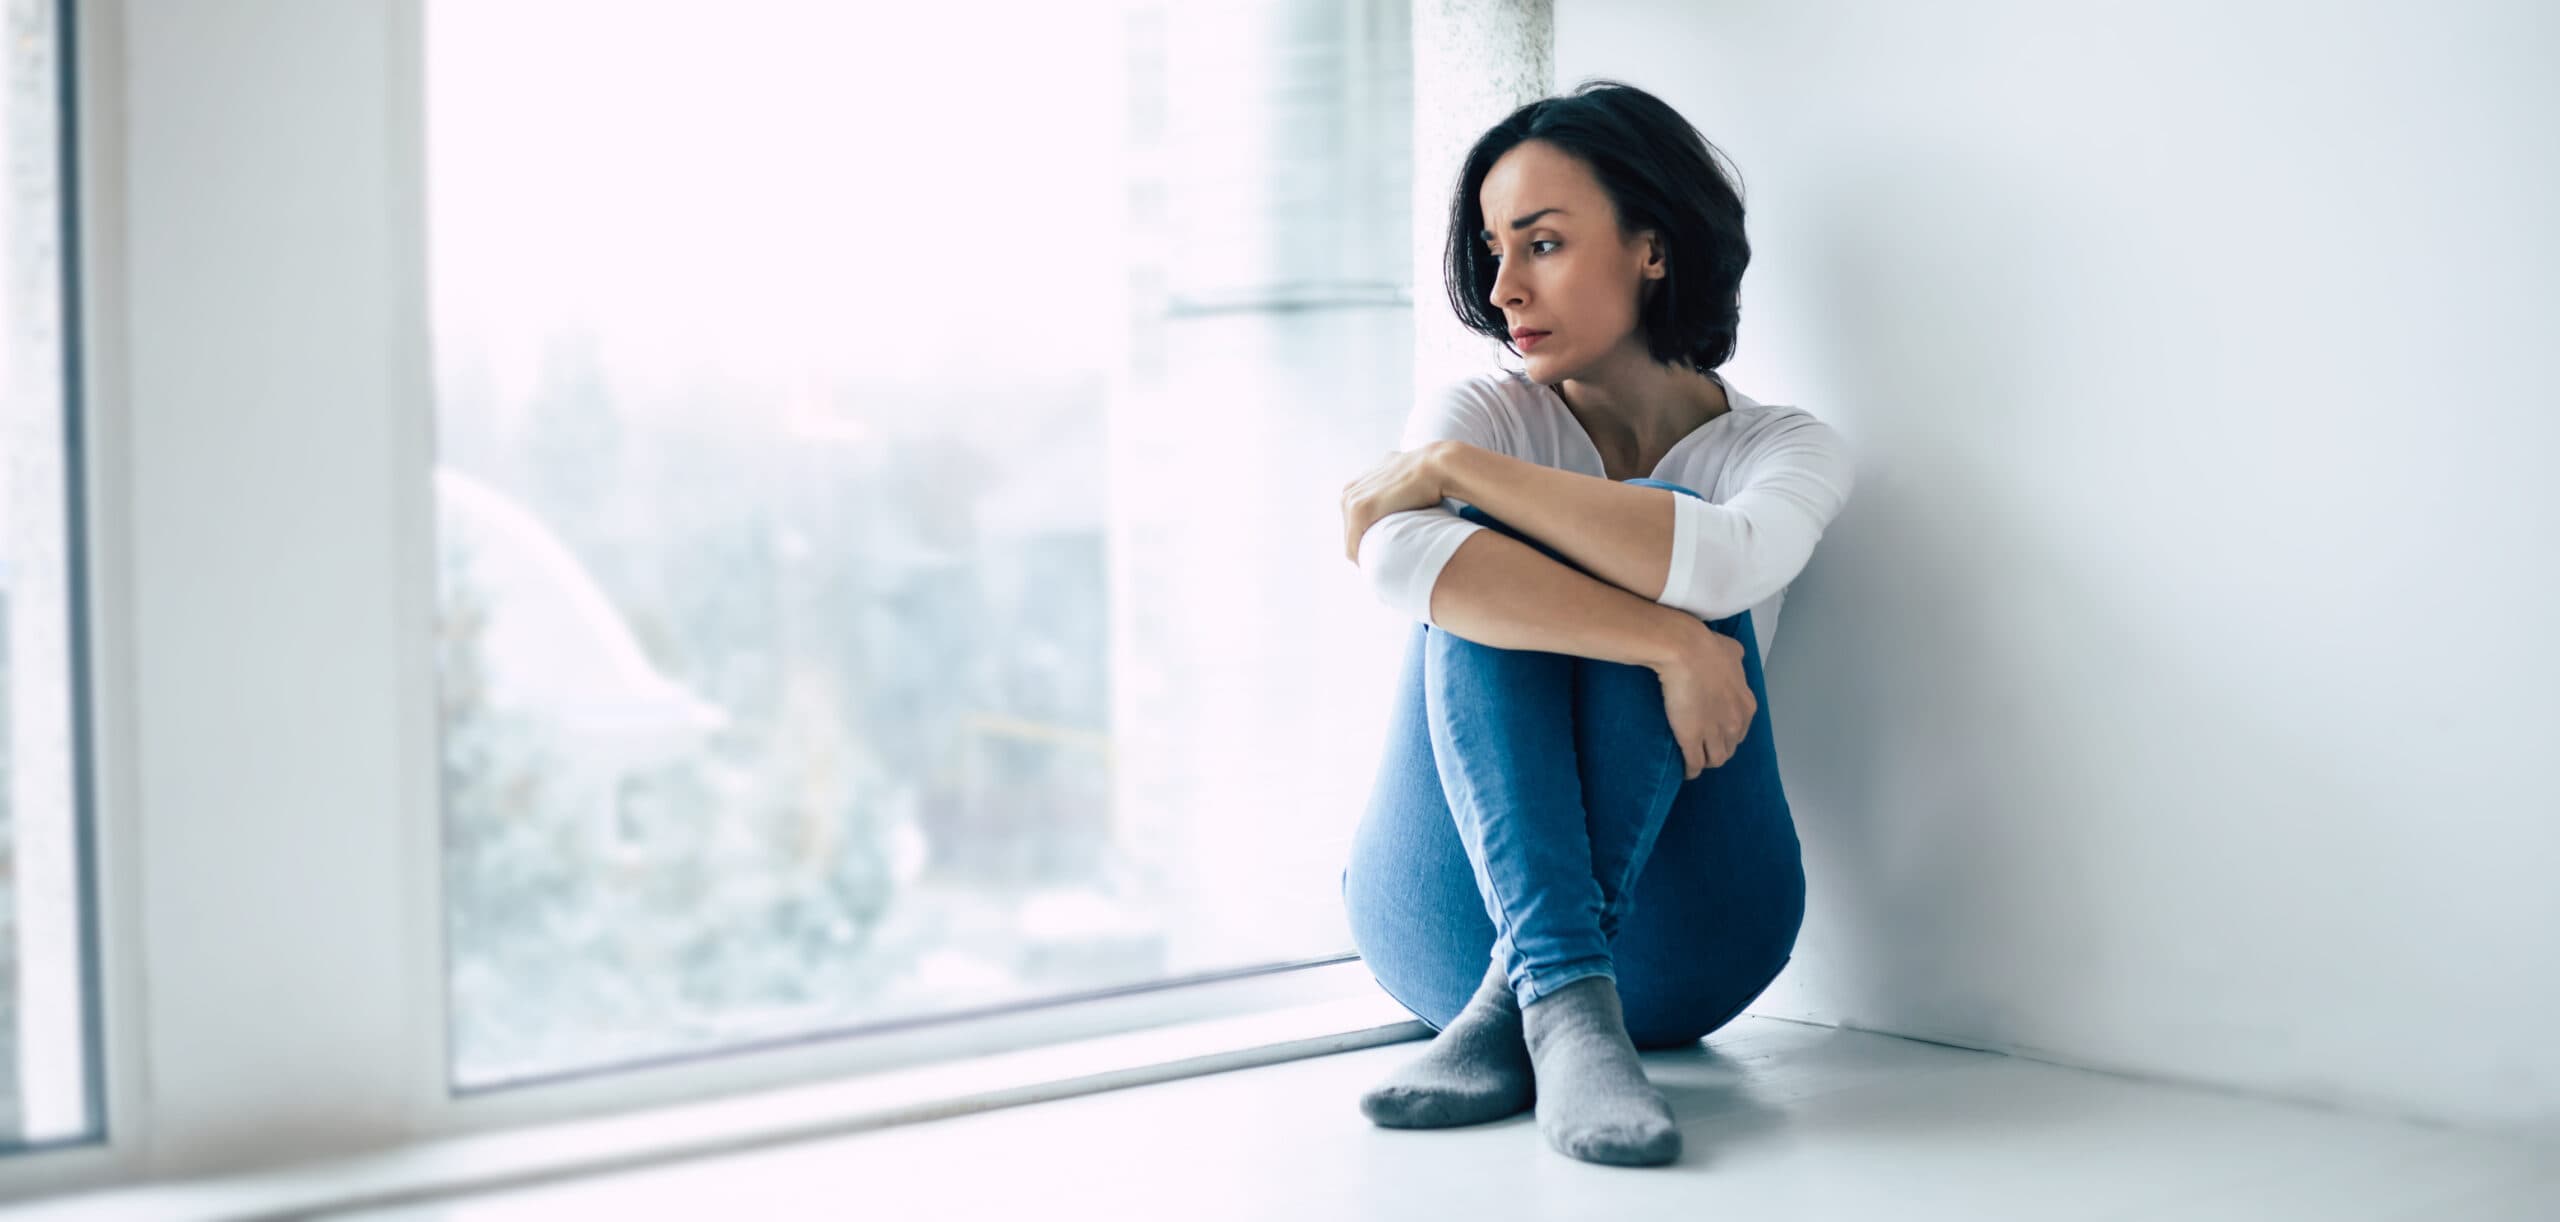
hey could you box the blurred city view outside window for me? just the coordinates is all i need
[2,0,96,1150]
[429,0,1417,1088]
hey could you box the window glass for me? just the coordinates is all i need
[430,0,1414,1088]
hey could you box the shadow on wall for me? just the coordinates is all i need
[1772,148,2113,1049]
[1758,150,2489,1118]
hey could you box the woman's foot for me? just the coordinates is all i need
[1358,958,1536,1128]
[1520,975,1682,1166]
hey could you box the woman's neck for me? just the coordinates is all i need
[1554,354,1730,459]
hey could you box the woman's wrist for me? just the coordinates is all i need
[1427,439,1479,504]
[1640,607,1712,675]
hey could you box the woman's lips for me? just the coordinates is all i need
[1517,331,1550,351]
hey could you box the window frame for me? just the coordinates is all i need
[0,0,1409,1202]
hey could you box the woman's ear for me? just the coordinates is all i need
[1638,230,1668,280]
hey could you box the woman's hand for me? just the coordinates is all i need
[1342,441,1458,563]
[1651,615,1757,780]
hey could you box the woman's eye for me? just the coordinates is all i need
[1485,240,1559,263]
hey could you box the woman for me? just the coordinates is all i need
[1337,80,1857,1168]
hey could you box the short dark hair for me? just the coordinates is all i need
[1444,79,1750,372]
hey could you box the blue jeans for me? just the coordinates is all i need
[1341,477,1805,1049]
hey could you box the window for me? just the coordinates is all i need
[0,0,100,1153]
[428,0,1415,1089]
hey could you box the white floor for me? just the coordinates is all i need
[334,1016,2558,1221]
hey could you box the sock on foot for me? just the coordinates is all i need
[1358,957,1536,1128]
[1520,975,1682,1166]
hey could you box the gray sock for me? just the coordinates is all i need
[1520,975,1682,1166]
[1359,957,1536,1128]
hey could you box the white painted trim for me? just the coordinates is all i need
[110,0,423,1179]
[384,0,452,1155]
[408,959,1397,1138]
[2,0,90,1153]
[9,987,1428,1221]
[0,0,149,1206]
[70,0,142,1187]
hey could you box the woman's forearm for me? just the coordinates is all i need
[1424,527,1696,671]
[1433,442,1678,603]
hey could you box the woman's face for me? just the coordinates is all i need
[1476,139,1663,382]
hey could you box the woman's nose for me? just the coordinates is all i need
[1488,257,1524,310]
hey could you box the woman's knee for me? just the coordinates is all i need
[1423,617,1577,693]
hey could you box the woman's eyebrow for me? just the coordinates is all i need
[1479,207,1568,242]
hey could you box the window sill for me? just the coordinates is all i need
[19,979,1426,1220]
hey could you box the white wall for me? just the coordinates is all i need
[1560,0,2560,1133]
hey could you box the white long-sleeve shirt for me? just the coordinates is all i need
[1355,367,1857,661]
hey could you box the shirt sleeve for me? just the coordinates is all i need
[1654,414,1858,622]
[1353,379,1512,627]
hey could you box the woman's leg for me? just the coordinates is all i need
[1421,572,1615,1010]
[1342,477,1801,1031]
[1341,605,1802,1045]
[1341,620,1539,1131]
[1342,620,1501,1030]
[1338,507,1634,1143]
[1576,477,1806,1047]
[1342,477,1791,1164]
[1338,500,1671,1026]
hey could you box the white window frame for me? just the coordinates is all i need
[0,0,1427,1204]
